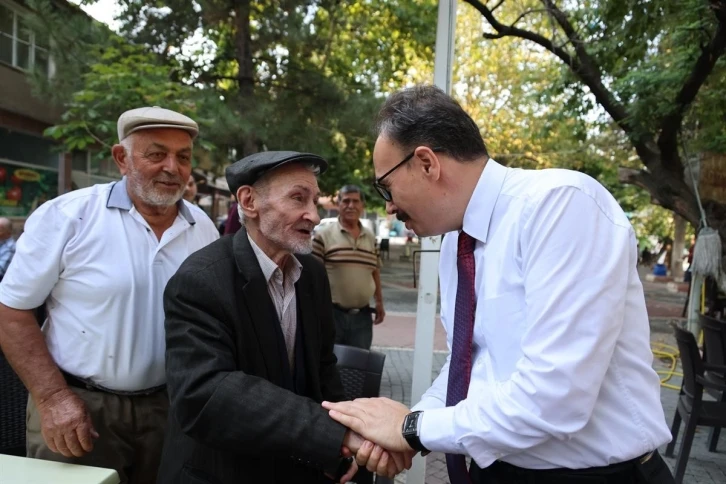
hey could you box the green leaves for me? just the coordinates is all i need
[33,24,219,160]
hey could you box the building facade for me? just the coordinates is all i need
[0,0,116,233]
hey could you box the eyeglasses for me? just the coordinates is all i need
[372,151,414,202]
[372,147,443,202]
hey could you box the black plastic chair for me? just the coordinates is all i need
[699,313,726,449]
[701,313,726,375]
[665,325,726,483]
[333,344,392,484]
[0,349,27,456]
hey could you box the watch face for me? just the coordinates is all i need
[403,413,418,434]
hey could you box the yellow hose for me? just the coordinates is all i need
[653,280,706,390]
[652,341,682,390]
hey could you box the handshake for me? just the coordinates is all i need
[323,397,419,482]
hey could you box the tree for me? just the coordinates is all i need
[462,0,726,263]
[31,0,438,201]
[96,0,438,196]
[43,38,219,158]
[452,3,663,243]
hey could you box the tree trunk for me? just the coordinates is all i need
[234,0,258,157]
[672,214,687,280]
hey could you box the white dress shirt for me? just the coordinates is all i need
[0,178,219,391]
[412,160,671,469]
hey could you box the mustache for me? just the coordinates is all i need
[295,223,315,232]
[153,174,184,185]
[396,211,410,222]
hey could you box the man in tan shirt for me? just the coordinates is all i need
[313,185,385,349]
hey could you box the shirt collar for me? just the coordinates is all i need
[462,159,508,243]
[106,176,197,225]
[247,233,303,284]
[337,219,369,237]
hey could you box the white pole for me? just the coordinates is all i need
[406,1,456,483]
[433,0,457,92]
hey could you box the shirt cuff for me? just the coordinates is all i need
[418,406,465,455]
[411,397,445,412]
[419,406,500,468]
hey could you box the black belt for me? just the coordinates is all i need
[61,370,165,397]
[333,304,374,315]
[472,451,672,484]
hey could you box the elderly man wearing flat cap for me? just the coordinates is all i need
[0,106,219,483]
[157,152,409,484]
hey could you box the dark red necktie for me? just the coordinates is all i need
[445,231,477,484]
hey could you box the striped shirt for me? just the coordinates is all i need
[248,235,302,369]
[0,237,15,280]
[312,219,378,308]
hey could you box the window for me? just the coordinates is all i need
[0,2,51,75]
[71,150,119,179]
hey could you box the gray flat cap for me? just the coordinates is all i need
[226,151,328,195]
[117,106,198,141]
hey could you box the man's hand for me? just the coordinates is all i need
[374,304,385,325]
[323,398,411,452]
[355,440,415,477]
[342,429,364,454]
[36,388,99,457]
[341,429,408,478]
[326,431,361,483]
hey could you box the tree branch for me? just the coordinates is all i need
[320,1,341,72]
[467,0,575,67]
[510,8,549,28]
[658,2,726,171]
[464,0,659,166]
[618,167,657,193]
[538,1,631,137]
[84,124,111,149]
[490,0,505,13]
[619,167,700,225]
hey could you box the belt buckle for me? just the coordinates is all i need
[350,308,360,314]
[639,451,654,464]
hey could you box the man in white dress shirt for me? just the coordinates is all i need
[323,85,675,483]
[0,107,218,483]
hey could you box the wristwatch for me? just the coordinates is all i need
[401,411,430,455]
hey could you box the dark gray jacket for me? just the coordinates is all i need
[158,227,346,484]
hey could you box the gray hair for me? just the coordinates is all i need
[236,162,320,226]
[119,136,134,158]
[337,185,365,204]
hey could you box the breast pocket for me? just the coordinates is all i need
[474,290,526,380]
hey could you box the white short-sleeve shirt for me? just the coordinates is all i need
[0,178,219,391]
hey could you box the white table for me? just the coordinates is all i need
[0,454,120,484]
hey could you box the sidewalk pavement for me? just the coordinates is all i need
[372,312,448,352]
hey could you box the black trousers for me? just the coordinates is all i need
[470,451,675,484]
